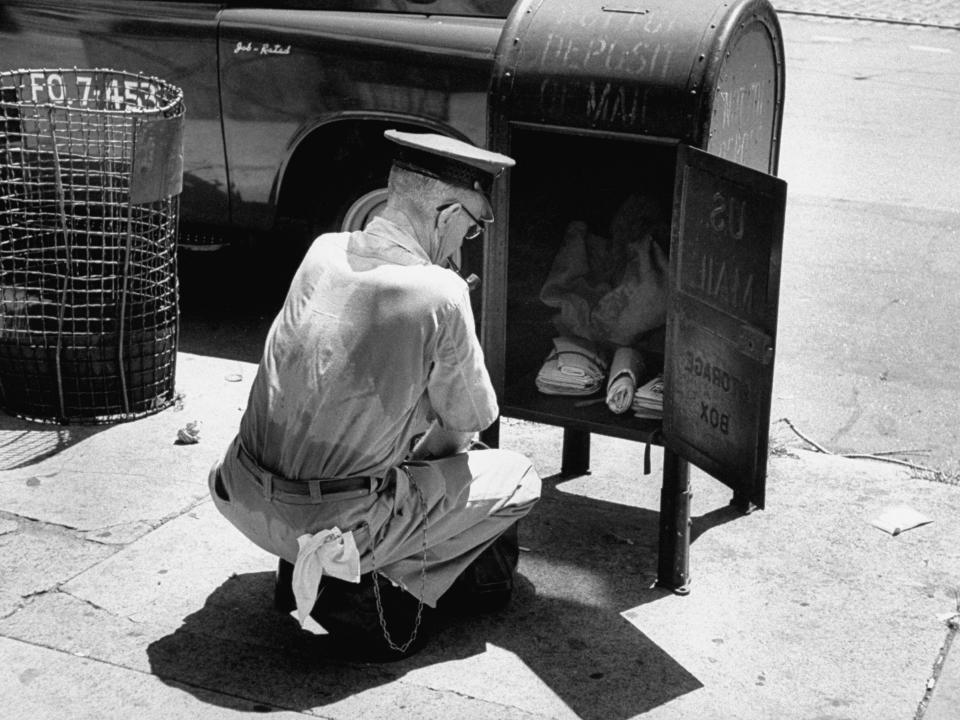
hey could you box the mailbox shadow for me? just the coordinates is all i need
[146,472,743,718]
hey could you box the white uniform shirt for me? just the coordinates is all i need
[238,217,498,481]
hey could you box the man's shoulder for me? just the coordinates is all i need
[309,230,352,253]
[305,228,468,307]
[400,264,469,309]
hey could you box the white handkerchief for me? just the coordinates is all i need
[292,527,361,627]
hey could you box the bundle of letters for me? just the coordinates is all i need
[535,336,607,396]
[536,336,665,422]
[632,374,664,419]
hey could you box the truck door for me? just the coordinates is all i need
[0,1,229,231]
[216,4,504,234]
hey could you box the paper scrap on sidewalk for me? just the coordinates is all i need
[869,505,932,536]
[175,420,202,445]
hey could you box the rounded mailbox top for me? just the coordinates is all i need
[492,0,784,172]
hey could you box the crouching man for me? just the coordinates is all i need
[208,130,541,661]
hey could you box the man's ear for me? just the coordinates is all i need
[436,202,461,230]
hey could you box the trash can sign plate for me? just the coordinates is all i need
[131,115,184,205]
[21,69,165,110]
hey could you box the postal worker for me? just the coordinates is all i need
[208,129,542,661]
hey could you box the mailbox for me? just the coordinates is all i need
[481,0,787,592]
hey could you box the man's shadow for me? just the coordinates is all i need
[147,472,742,719]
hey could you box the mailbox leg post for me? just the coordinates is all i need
[561,428,590,476]
[731,490,758,515]
[657,448,691,595]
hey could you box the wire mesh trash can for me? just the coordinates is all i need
[0,68,184,423]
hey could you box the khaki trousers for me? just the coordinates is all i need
[209,436,541,607]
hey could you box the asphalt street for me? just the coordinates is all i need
[770,13,960,475]
[775,0,960,27]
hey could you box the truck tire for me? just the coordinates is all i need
[340,187,388,232]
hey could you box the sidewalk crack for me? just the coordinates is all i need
[401,679,546,718]
[915,621,958,719]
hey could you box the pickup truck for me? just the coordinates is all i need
[0,1,517,253]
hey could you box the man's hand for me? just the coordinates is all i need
[409,422,473,460]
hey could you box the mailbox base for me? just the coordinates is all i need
[491,413,696,594]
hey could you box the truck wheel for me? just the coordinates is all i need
[340,187,388,232]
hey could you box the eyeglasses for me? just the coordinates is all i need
[437,202,493,241]
[458,204,492,241]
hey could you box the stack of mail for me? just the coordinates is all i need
[536,336,607,396]
[632,374,664,419]
[606,347,643,414]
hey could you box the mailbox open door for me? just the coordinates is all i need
[664,145,786,510]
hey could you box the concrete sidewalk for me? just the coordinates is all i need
[1,350,958,719]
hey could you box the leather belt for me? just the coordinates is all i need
[236,441,381,500]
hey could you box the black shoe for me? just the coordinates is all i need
[437,523,520,615]
[274,558,296,613]
[277,558,430,661]
[311,573,434,662]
